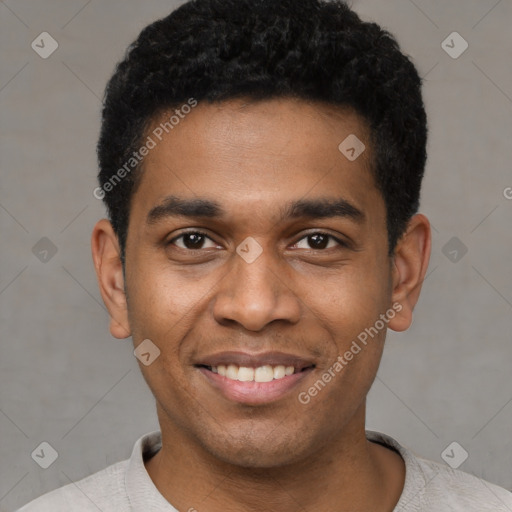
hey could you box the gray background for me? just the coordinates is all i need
[1,0,511,510]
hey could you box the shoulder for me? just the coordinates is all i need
[411,456,512,511]
[15,459,129,512]
[366,431,512,512]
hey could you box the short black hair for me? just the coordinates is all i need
[97,0,427,260]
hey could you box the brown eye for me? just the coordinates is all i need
[294,233,343,250]
[170,232,218,250]
[307,234,329,249]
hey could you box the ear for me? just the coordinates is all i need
[91,219,131,339]
[387,214,431,332]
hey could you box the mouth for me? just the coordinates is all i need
[194,351,316,405]
[197,363,313,382]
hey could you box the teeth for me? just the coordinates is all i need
[209,364,302,382]
[226,364,239,380]
[273,365,285,379]
[237,366,255,381]
[254,365,274,382]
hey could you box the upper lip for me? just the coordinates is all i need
[195,351,315,371]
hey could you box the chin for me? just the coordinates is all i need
[213,445,302,469]
[198,426,314,469]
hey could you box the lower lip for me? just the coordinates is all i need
[198,367,314,405]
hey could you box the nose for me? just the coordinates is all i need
[212,246,302,331]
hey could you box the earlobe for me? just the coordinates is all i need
[109,317,131,339]
[91,219,131,339]
[387,214,431,332]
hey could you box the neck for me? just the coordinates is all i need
[145,404,404,512]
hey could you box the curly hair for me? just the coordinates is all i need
[97,0,427,260]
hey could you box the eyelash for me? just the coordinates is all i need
[168,230,348,251]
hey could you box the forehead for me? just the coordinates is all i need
[130,98,382,225]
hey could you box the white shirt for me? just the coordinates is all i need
[16,430,512,511]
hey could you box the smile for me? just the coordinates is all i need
[204,364,310,382]
[196,359,315,405]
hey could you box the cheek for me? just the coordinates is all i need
[125,262,222,390]
[126,261,209,333]
[311,264,389,334]
[305,266,390,395]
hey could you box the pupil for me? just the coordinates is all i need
[309,234,327,249]
[184,233,204,249]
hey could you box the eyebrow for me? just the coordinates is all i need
[146,195,365,224]
[147,196,222,224]
[284,198,364,223]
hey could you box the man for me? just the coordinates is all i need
[18,0,512,510]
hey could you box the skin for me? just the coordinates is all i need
[92,98,431,512]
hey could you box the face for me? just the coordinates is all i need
[93,98,429,468]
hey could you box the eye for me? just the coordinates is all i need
[293,232,345,250]
[169,231,219,250]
